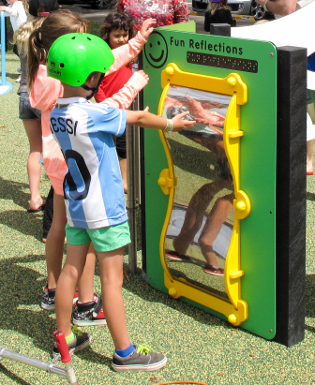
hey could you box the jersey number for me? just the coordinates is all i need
[64,150,91,200]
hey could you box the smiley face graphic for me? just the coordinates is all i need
[144,31,168,69]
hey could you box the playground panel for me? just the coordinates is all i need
[142,25,277,340]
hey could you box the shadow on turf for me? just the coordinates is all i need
[118,265,232,330]
[305,274,315,320]
[0,363,31,385]
[0,254,55,350]
[0,176,32,210]
[0,176,45,241]
[0,253,114,368]
[0,209,44,241]
[306,191,315,202]
[117,268,315,341]
[5,72,21,81]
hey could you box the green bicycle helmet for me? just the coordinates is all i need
[47,33,114,87]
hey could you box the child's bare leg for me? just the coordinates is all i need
[307,105,315,174]
[97,247,130,350]
[119,158,128,194]
[199,193,234,267]
[77,243,96,303]
[23,119,44,211]
[46,193,67,289]
[307,139,314,174]
[55,243,90,337]
[173,179,232,255]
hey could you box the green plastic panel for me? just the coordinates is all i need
[142,29,277,339]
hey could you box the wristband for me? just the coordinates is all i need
[163,119,174,133]
[263,0,269,11]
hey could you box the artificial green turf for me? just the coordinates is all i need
[1,51,315,385]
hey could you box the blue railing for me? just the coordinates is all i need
[0,10,13,95]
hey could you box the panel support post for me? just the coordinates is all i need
[275,46,307,346]
[210,23,231,37]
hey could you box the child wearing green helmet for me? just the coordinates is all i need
[47,32,196,372]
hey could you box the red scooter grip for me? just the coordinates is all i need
[53,330,71,363]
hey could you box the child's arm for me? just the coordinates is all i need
[100,70,149,109]
[106,18,156,76]
[29,65,63,112]
[125,110,196,132]
[0,5,12,14]
[0,1,21,16]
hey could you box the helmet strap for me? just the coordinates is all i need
[81,73,105,100]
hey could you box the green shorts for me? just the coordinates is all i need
[66,221,131,252]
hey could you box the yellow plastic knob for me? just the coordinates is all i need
[228,313,237,325]
[166,66,174,76]
[158,177,166,186]
[169,287,177,297]
[236,201,246,211]
[227,76,237,86]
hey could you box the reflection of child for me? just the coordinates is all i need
[47,32,195,369]
[204,0,236,32]
[186,97,224,135]
[164,89,234,276]
[165,95,225,135]
[167,180,233,276]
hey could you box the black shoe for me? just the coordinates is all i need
[165,250,191,262]
[203,264,224,276]
[53,326,92,358]
[72,296,107,326]
[41,287,82,311]
[41,286,55,310]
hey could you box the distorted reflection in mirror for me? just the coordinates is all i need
[163,85,234,300]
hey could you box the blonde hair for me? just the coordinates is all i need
[207,0,231,12]
[13,17,44,56]
[27,9,90,91]
[21,0,29,13]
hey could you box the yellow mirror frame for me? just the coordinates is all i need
[157,63,250,326]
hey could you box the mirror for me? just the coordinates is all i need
[162,85,234,300]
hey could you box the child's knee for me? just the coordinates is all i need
[102,271,124,288]
[198,235,213,250]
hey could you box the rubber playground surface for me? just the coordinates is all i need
[2,51,315,385]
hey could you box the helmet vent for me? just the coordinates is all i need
[87,37,91,41]
[60,63,65,68]
[71,36,76,40]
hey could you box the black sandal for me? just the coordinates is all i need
[165,250,191,262]
[203,264,224,276]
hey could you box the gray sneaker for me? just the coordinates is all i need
[111,345,167,372]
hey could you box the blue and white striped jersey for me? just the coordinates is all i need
[50,97,128,229]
